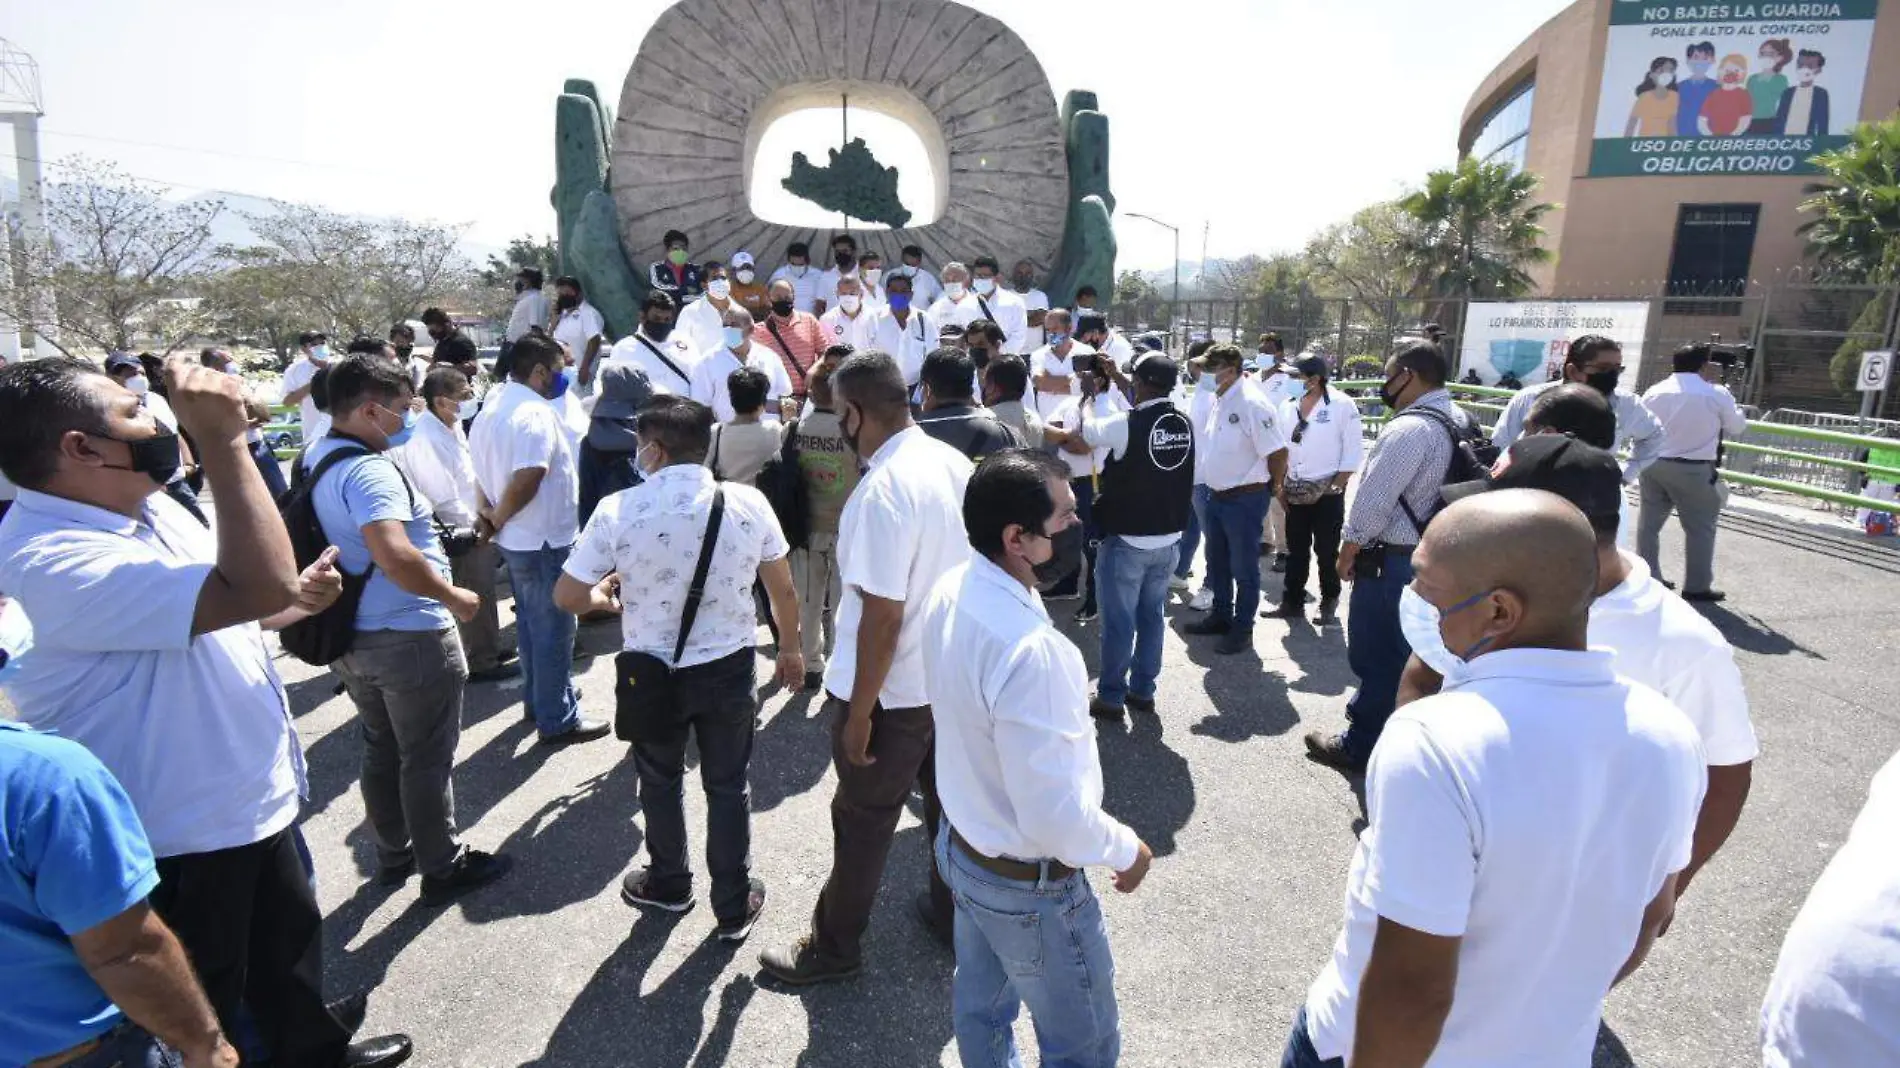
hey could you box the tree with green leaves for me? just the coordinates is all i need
[1803,116,1900,391]
[478,235,557,321]
[1398,157,1553,299]
[1115,269,1159,304]
[241,202,473,341]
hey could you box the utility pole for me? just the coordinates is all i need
[0,39,51,360]
[1126,212,1181,335]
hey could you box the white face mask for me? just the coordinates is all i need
[125,374,150,396]
[863,268,883,287]
[945,281,967,300]
[838,294,862,315]
[972,277,996,296]
[708,278,732,300]
[736,268,757,284]
[457,397,480,421]
[1397,585,1496,683]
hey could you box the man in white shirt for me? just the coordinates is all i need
[1284,490,1705,1068]
[760,351,974,984]
[468,335,609,748]
[921,449,1153,1066]
[892,243,943,306]
[394,366,518,683]
[1638,343,1750,602]
[554,396,803,945]
[280,330,333,445]
[856,250,887,307]
[817,275,877,354]
[1761,748,1900,1068]
[0,356,425,1068]
[1040,358,1131,620]
[1265,356,1363,626]
[968,256,1029,354]
[1180,343,1289,655]
[676,261,741,361]
[1010,259,1051,350]
[605,291,701,399]
[812,233,858,317]
[865,273,938,388]
[550,275,607,389]
[766,240,820,314]
[502,267,550,377]
[689,304,792,424]
[1078,313,1136,373]
[1176,342,1220,608]
[1024,308,1089,424]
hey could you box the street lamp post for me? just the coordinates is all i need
[1126,212,1180,332]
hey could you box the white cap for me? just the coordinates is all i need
[731,250,756,268]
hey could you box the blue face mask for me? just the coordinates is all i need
[382,406,419,449]
[1048,331,1071,348]
[723,326,748,350]
[887,292,912,314]
[0,600,34,684]
[549,370,572,399]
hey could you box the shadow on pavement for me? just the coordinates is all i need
[1096,708,1196,857]
[1281,619,1353,698]
[751,684,830,814]
[1593,1020,1640,1067]
[462,759,643,924]
[1696,603,1824,660]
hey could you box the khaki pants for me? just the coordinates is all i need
[450,541,504,673]
[1261,496,1288,553]
[791,532,841,673]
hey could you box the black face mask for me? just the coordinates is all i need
[840,403,864,458]
[646,319,674,341]
[771,299,796,318]
[513,280,525,294]
[394,344,414,359]
[969,347,991,370]
[1380,371,1410,410]
[556,293,579,310]
[1033,523,1084,589]
[835,254,856,272]
[1585,369,1621,396]
[102,427,182,487]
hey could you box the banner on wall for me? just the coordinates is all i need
[1458,301,1653,388]
[1589,0,1880,177]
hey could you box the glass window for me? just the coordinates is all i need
[1470,82,1535,173]
[1666,203,1759,306]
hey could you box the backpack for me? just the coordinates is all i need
[1394,405,1500,532]
[756,419,810,550]
[275,444,413,666]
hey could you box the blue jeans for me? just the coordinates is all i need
[1279,1007,1345,1068]
[250,437,289,499]
[1342,548,1416,765]
[1175,484,1210,580]
[1203,487,1273,629]
[1096,536,1176,706]
[66,1022,183,1068]
[499,543,582,737]
[937,826,1122,1068]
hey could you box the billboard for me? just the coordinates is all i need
[1458,301,1653,388]
[1589,0,1880,177]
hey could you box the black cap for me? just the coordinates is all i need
[104,352,143,375]
[1133,353,1179,391]
[1443,434,1623,524]
[1294,355,1327,378]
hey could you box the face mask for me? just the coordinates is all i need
[1033,523,1084,588]
[771,299,796,318]
[0,599,33,685]
[969,347,991,369]
[514,280,525,294]
[395,344,414,360]
[556,293,579,310]
[102,427,182,487]
[1585,369,1621,396]
[945,281,967,300]
[646,319,675,341]
[380,406,419,449]
[547,370,571,399]
[863,268,883,287]
[1380,371,1409,410]
[310,344,330,361]
[457,397,480,422]
[841,404,864,457]
[835,254,856,272]
[723,326,748,350]
[888,292,912,313]
[668,247,689,266]
[838,294,862,315]
[1013,276,1033,292]
[972,278,996,296]
[1048,331,1071,349]
[636,442,662,478]
[125,374,150,396]
[708,278,732,300]
[1690,60,1711,76]
[736,268,757,284]
[1399,585,1497,681]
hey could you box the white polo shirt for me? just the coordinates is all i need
[867,306,939,386]
[1024,342,1091,424]
[0,489,306,859]
[507,288,549,342]
[1591,553,1758,765]
[824,426,973,709]
[818,304,877,353]
[1047,391,1130,482]
[1279,387,1365,482]
[921,557,1139,870]
[605,330,702,398]
[281,355,331,444]
[1187,380,1217,486]
[766,263,820,314]
[1199,379,1289,492]
[467,381,580,552]
[675,296,738,365]
[391,411,481,528]
[1303,648,1705,1066]
[973,287,1029,354]
[564,464,788,667]
[550,301,605,367]
[688,343,793,425]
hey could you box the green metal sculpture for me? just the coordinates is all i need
[781,138,911,229]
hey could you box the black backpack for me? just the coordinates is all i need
[276,444,413,666]
[756,420,810,550]
[1395,405,1500,532]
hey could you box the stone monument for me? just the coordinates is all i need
[553,0,1114,337]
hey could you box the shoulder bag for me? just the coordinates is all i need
[613,486,727,744]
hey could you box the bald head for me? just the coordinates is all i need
[1414,489,1598,655]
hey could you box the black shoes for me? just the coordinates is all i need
[1682,589,1727,603]
[621,868,696,914]
[329,992,368,1037]
[1261,602,1305,620]
[801,670,824,692]
[1214,630,1253,656]
[1182,617,1231,637]
[343,1034,413,1068]
[1303,731,1365,778]
[1089,696,1126,721]
[1314,597,1340,626]
[539,718,612,747]
[375,857,415,887]
[468,662,522,684]
[715,879,767,943]
[1271,553,1289,573]
[419,849,513,907]
[759,937,864,986]
[1125,693,1156,715]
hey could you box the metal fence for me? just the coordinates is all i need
[1111,277,1900,420]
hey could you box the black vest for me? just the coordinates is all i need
[1096,402,1195,537]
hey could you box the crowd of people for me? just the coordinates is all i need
[0,236,1887,1068]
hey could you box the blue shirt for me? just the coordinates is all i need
[305,436,454,632]
[1676,75,1718,135]
[0,722,158,1063]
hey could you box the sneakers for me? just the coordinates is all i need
[539,717,612,747]
[1682,589,1727,603]
[1303,731,1365,778]
[1167,574,1192,592]
[1074,603,1099,624]
[1271,553,1289,573]
[621,868,696,914]
[1188,588,1215,612]
[759,936,864,986]
[1124,693,1156,715]
[715,879,767,943]
[1182,616,1231,637]
[419,849,513,907]
[1089,696,1126,721]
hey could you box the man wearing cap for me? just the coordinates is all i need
[1047,354,1196,718]
[648,229,704,302]
[576,362,651,526]
[768,242,821,314]
[1266,356,1362,626]
[866,273,938,390]
[282,331,334,445]
[729,250,770,318]
[1398,430,1758,911]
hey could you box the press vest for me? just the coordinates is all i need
[1096,403,1195,537]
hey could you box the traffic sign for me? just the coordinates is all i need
[1859,350,1893,393]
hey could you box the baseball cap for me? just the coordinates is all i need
[1442,434,1623,525]
[1133,353,1179,391]
[731,250,756,269]
[104,352,143,375]
[1294,355,1328,378]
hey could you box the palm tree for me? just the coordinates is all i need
[1801,114,1900,284]
[1398,158,1554,299]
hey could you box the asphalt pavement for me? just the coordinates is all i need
[283,511,1900,1067]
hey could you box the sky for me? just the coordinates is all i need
[3,0,1572,273]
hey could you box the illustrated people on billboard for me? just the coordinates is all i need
[1698,54,1754,137]
[1625,57,1680,137]
[1747,39,1795,134]
[1774,50,1831,138]
[1674,42,1719,137]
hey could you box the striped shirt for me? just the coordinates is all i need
[1343,389,1465,547]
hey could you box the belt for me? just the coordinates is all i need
[1660,457,1715,464]
[29,1025,117,1068]
[1212,482,1270,501]
[1366,542,1417,554]
[951,828,1077,882]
